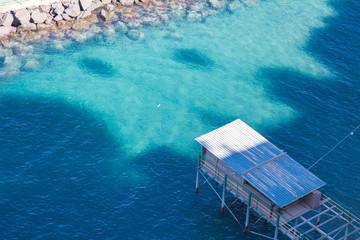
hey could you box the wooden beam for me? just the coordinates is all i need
[304,212,344,234]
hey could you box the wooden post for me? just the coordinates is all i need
[221,175,227,214]
[195,156,201,193]
[316,204,322,225]
[317,189,324,225]
[245,192,252,230]
[274,213,280,240]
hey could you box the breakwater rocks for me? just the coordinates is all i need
[0,0,259,44]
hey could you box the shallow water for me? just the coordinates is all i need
[1,0,359,239]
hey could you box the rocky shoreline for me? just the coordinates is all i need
[0,0,258,45]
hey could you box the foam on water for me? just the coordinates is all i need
[2,0,334,156]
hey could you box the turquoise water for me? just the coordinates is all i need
[1,0,359,239]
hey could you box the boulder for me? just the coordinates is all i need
[37,23,51,30]
[119,0,134,6]
[76,9,91,19]
[114,21,128,33]
[104,4,114,12]
[65,4,81,18]
[208,0,221,9]
[52,3,65,15]
[39,5,51,13]
[127,29,144,40]
[0,12,14,26]
[17,23,36,31]
[99,9,109,21]
[31,10,47,23]
[62,13,71,21]
[45,14,53,24]
[13,8,31,26]
[101,0,111,4]
[53,14,63,21]
[88,1,102,11]
[0,26,16,37]
[79,0,92,10]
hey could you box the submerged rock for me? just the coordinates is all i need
[169,32,184,40]
[23,59,40,71]
[127,29,144,40]
[79,57,116,77]
[208,0,221,9]
[0,12,14,26]
[228,0,243,11]
[13,9,31,26]
[173,48,214,68]
[114,21,128,33]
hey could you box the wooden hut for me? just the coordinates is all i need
[195,119,360,240]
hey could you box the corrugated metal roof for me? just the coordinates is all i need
[195,119,284,175]
[195,119,326,208]
[243,155,326,208]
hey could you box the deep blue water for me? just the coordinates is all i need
[0,0,359,239]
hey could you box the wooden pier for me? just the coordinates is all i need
[195,119,360,240]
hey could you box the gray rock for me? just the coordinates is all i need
[52,3,65,15]
[0,26,16,37]
[31,10,47,23]
[119,0,134,6]
[99,9,109,21]
[62,13,71,21]
[53,14,63,21]
[37,23,51,30]
[101,0,111,4]
[79,0,92,10]
[17,23,36,31]
[88,1,102,11]
[39,4,51,13]
[65,4,81,18]
[76,9,91,19]
[127,29,144,40]
[208,0,221,9]
[13,8,31,26]
[104,4,114,12]
[45,14,53,24]
[114,21,128,33]
[0,12,14,26]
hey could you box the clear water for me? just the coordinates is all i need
[1,0,359,239]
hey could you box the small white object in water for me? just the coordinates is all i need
[157,104,161,108]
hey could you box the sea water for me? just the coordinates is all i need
[0,0,359,239]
